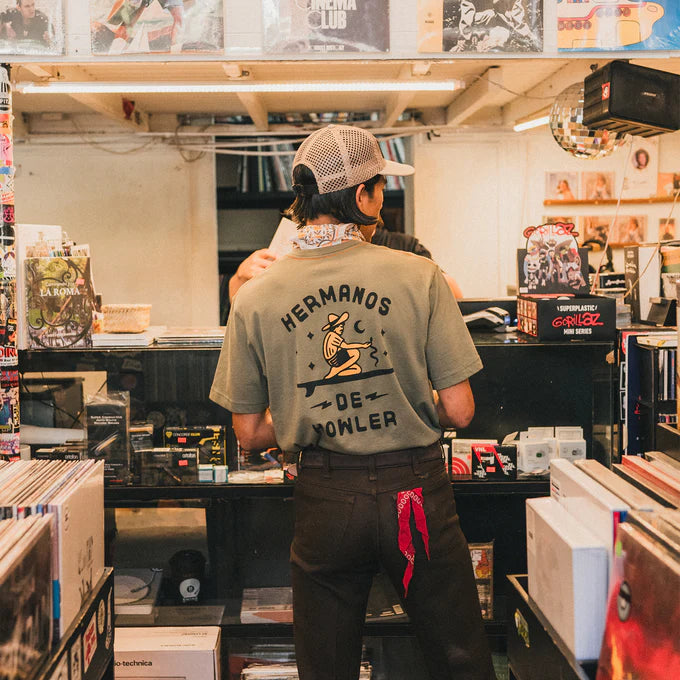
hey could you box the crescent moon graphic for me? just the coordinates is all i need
[353,320,365,334]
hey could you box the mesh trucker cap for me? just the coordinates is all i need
[293,125,415,195]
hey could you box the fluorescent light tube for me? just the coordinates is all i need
[513,115,550,132]
[16,80,464,95]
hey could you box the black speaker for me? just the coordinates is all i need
[583,60,680,137]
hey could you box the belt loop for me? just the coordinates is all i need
[411,450,423,478]
[322,452,331,478]
[368,455,377,481]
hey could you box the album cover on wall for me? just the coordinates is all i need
[263,0,390,54]
[559,1,680,52]
[0,0,64,55]
[623,137,659,199]
[418,0,542,53]
[90,0,224,55]
[582,171,615,201]
[545,171,578,201]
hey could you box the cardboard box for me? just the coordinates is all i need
[517,294,616,341]
[517,438,556,476]
[526,497,608,661]
[444,437,497,477]
[140,448,198,486]
[163,426,226,466]
[550,459,630,578]
[115,626,220,680]
[471,444,516,480]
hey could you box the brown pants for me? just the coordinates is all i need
[291,444,496,680]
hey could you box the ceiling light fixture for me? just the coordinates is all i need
[16,80,465,95]
[513,115,550,133]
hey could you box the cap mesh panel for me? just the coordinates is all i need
[293,125,388,194]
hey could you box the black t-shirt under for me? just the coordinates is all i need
[370,227,433,260]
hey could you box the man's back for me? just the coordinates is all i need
[213,240,479,454]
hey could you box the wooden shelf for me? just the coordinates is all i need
[544,196,677,207]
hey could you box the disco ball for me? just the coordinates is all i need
[549,83,628,160]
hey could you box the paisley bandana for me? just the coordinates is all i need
[397,487,431,597]
[291,223,366,250]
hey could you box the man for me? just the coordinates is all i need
[211,125,495,680]
[0,0,50,45]
[228,223,463,302]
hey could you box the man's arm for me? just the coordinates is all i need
[434,380,475,429]
[443,272,464,299]
[228,249,278,301]
[232,410,278,451]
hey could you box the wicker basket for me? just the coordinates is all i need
[102,304,152,333]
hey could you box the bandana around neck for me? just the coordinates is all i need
[291,223,366,250]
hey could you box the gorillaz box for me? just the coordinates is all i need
[517,294,616,341]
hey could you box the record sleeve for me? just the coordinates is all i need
[263,0,390,54]
[90,0,224,55]
[0,0,64,55]
[418,0,542,53]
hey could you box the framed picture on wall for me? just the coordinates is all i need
[660,218,676,241]
[0,0,64,54]
[622,137,659,199]
[263,0,390,54]
[90,0,224,55]
[417,0,543,53]
[580,216,612,246]
[581,172,615,201]
[614,215,648,246]
[545,172,579,201]
[657,173,680,197]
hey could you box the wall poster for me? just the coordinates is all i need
[263,0,390,53]
[558,1,680,51]
[90,0,224,55]
[0,0,64,54]
[418,0,543,53]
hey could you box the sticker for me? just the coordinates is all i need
[83,612,97,671]
[0,69,10,113]
[97,599,105,635]
[2,205,14,224]
[105,590,112,649]
[514,609,530,648]
[70,634,83,680]
[0,133,12,166]
[617,581,632,622]
[602,82,611,101]
[0,114,11,130]
[47,654,69,680]
[0,369,18,433]
[0,167,14,205]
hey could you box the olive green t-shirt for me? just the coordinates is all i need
[210,240,482,454]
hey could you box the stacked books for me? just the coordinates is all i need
[92,326,166,348]
[155,328,225,347]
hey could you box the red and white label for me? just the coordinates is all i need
[602,82,611,100]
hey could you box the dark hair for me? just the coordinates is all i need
[285,164,383,226]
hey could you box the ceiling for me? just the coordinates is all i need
[11,55,680,137]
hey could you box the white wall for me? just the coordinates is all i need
[14,141,219,327]
[414,127,680,298]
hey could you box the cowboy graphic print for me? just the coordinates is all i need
[322,311,374,379]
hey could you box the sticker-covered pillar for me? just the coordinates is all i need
[0,64,19,459]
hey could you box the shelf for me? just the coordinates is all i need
[36,568,114,680]
[104,480,549,504]
[543,196,677,206]
[506,575,597,680]
[115,594,507,639]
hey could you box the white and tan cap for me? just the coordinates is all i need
[293,125,415,195]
